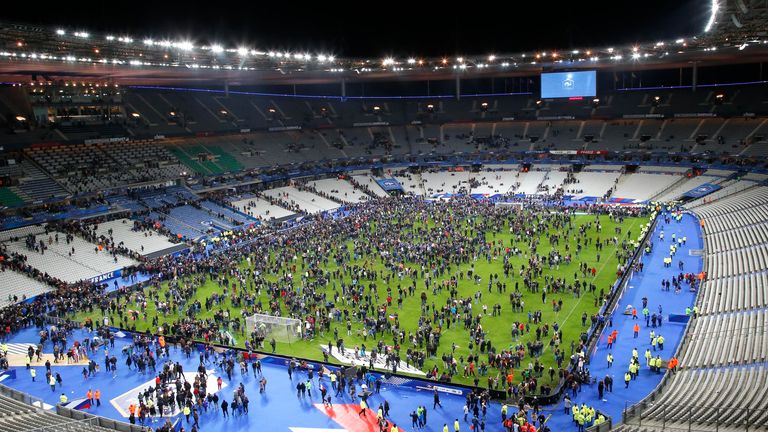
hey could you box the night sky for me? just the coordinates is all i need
[4,0,708,57]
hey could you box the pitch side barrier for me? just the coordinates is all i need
[586,213,659,356]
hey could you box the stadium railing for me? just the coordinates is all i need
[0,383,151,432]
[616,211,760,431]
[620,403,765,432]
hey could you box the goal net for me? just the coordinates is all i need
[495,201,524,210]
[245,313,303,344]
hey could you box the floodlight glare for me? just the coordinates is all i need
[705,0,719,32]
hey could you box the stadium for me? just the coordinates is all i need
[0,1,765,431]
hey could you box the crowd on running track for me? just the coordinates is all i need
[0,196,666,432]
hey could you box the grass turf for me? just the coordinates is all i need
[71,212,642,388]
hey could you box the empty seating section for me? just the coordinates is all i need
[512,171,547,195]
[0,188,24,207]
[706,224,768,253]
[695,273,768,314]
[654,175,719,202]
[351,175,389,197]
[627,184,768,431]
[742,140,768,157]
[629,367,768,431]
[13,159,69,202]
[393,173,425,196]
[441,124,476,153]
[307,178,370,203]
[420,171,471,196]
[686,186,768,317]
[229,195,295,220]
[2,230,137,283]
[687,180,758,208]
[611,173,681,201]
[537,170,568,194]
[89,219,178,256]
[148,211,204,240]
[0,390,113,432]
[469,170,518,195]
[167,205,235,232]
[199,200,256,225]
[25,142,184,193]
[262,187,340,214]
[567,171,620,198]
[678,309,768,368]
[167,144,242,175]
[0,269,51,306]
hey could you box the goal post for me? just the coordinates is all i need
[495,201,524,210]
[245,313,303,344]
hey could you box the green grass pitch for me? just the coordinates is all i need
[72,210,642,389]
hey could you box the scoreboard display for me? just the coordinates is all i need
[541,71,596,98]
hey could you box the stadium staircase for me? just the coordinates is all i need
[14,159,70,200]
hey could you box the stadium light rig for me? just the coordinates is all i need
[704,0,719,32]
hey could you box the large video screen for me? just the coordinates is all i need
[541,71,596,98]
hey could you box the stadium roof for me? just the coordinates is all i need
[1,1,767,85]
